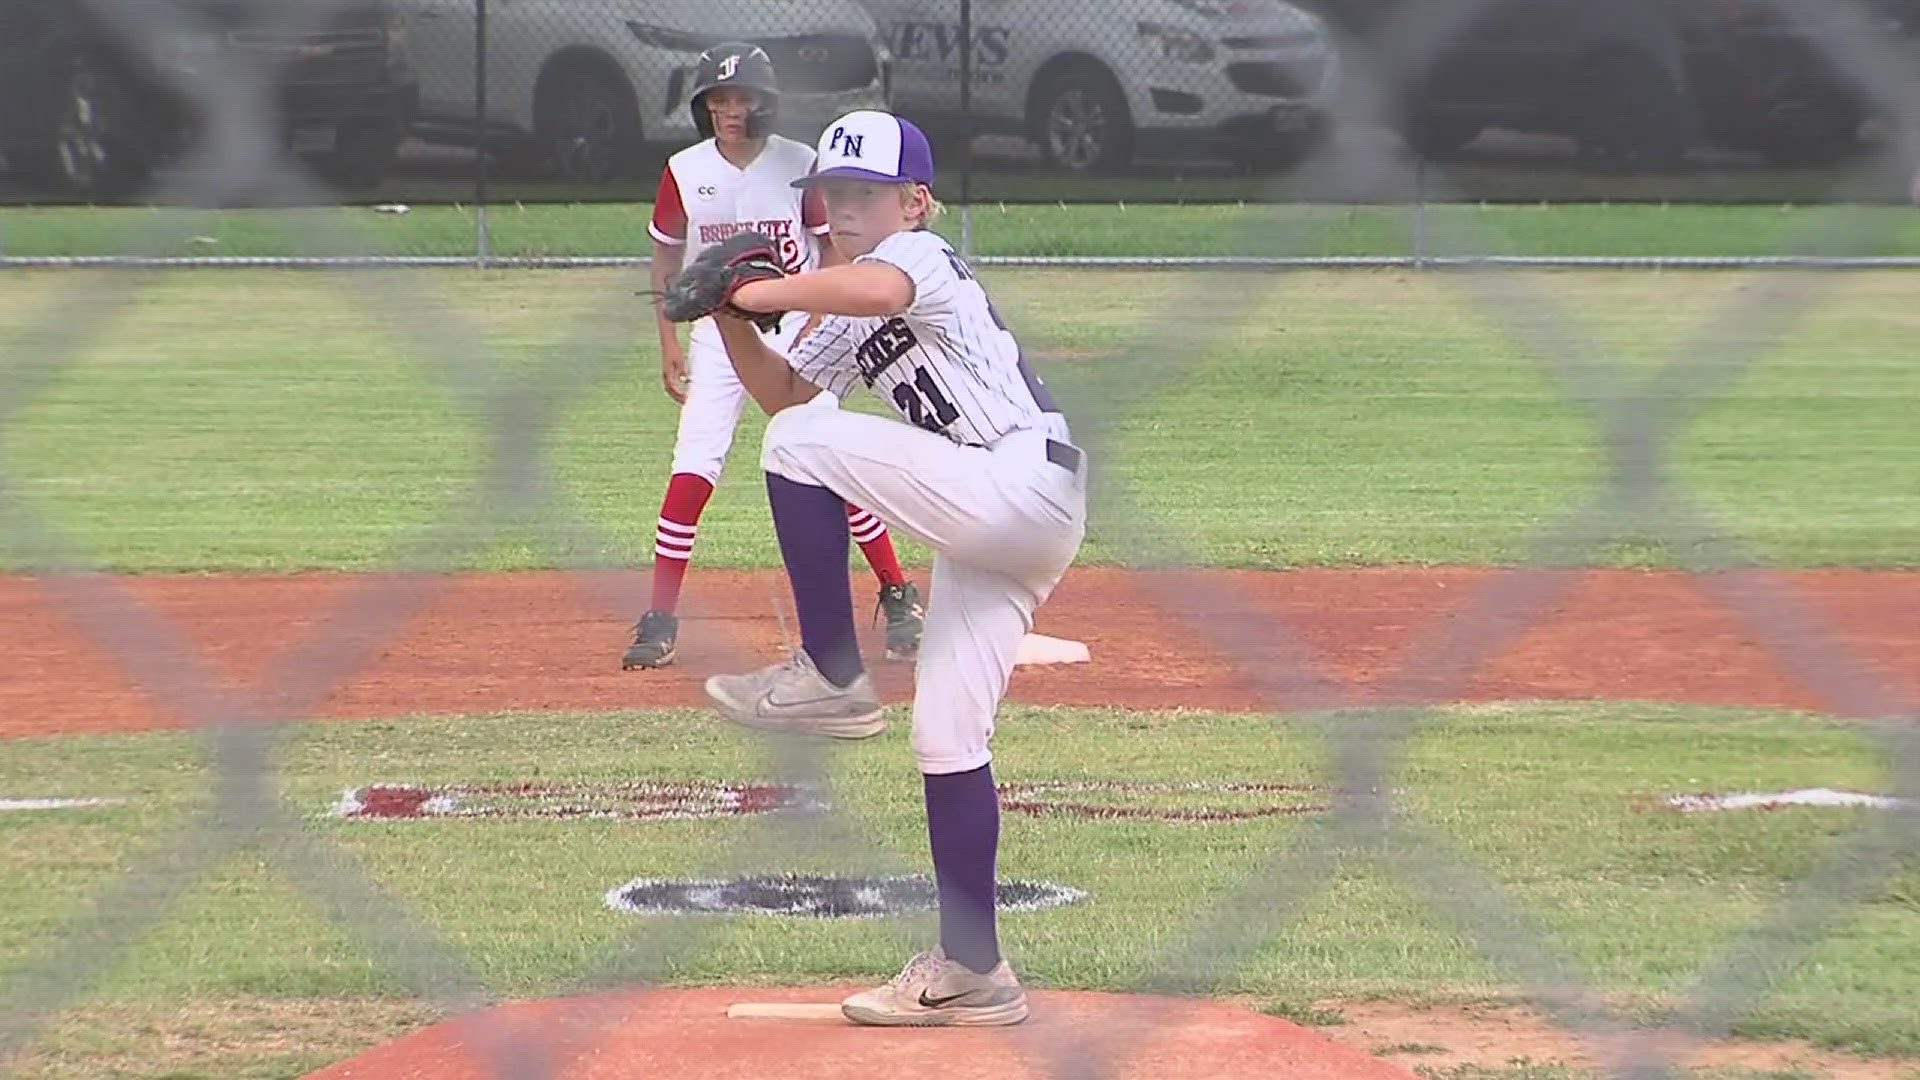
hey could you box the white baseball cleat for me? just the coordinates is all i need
[704,649,886,739]
[840,947,1030,1027]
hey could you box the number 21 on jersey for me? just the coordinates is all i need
[888,249,1014,433]
[867,248,1018,435]
[892,367,959,431]
[885,249,1000,433]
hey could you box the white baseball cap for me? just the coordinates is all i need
[792,110,936,188]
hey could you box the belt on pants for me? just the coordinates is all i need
[1045,439,1082,473]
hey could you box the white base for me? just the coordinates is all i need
[1668,788,1910,812]
[1014,633,1091,667]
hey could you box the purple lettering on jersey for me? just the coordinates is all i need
[893,367,961,432]
[855,317,917,383]
[944,249,1059,415]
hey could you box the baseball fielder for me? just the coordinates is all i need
[662,110,1087,1026]
[626,43,925,670]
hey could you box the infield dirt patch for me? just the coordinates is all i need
[9,566,1918,1080]
[5,567,1917,739]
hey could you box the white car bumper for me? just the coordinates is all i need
[1128,42,1338,150]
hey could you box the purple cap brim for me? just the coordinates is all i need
[790,166,922,188]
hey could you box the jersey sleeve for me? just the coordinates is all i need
[648,167,687,246]
[786,316,863,400]
[800,187,830,236]
[858,231,960,319]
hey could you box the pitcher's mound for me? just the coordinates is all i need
[305,987,1412,1080]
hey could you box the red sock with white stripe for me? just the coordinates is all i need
[846,504,906,588]
[651,473,714,613]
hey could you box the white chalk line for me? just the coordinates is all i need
[0,797,125,812]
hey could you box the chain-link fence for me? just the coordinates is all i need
[2,0,1918,1078]
[4,0,1920,219]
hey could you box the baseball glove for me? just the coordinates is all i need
[660,230,788,334]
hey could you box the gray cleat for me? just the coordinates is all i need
[704,649,886,739]
[841,947,1030,1027]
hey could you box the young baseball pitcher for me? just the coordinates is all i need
[627,43,924,671]
[660,109,1087,1026]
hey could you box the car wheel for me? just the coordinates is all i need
[1571,50,1690,175]
[1030,62,1134,175]
[535,61,644,184]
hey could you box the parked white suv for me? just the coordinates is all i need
[395,0,890,180]
[864,0,1340,174]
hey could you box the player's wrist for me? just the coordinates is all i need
[730,279,782,312]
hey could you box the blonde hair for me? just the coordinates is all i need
[901,183,944,229]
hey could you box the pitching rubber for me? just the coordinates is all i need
[725,1002,846,1021]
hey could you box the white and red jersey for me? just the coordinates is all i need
[650,134,830,346]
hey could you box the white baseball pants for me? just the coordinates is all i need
[760,406,1087,775]
[671,319,825,484]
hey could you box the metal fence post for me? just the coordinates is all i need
[474,0,491,267]
[958,0,974,258]
[1413,158,1429,269]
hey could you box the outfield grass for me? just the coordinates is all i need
[6,202,1920,260]
[1,268,1914,571]
[0,702,1914,1079]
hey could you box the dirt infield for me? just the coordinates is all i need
[10,566,1918,1079]
[302,987,1418,1080]
[4,567,1917,739]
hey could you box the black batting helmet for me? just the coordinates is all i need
[690,42,780,140]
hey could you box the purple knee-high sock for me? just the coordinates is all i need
[765,472,863,687]
[925,764,1002,974]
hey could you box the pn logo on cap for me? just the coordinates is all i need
[794,110,934,189]
[828,126,865,159]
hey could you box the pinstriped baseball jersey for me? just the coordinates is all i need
[788,231,1061,447]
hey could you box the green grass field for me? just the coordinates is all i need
[1,268,1915,571]
[6,202,1920,260]
[2,258,1917,1078]
[2,704,1916,1079]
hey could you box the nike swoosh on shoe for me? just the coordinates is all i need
[762,689,864,712]
[918,987,1019,1009]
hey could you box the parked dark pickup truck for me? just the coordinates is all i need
[1303,0,1911,172]
[0,0,418,200]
